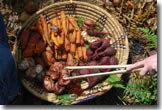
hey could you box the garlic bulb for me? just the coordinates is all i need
[35,64,43,74]
[25,67,37,79]
[18,58,35,70]
[81,31,100,43]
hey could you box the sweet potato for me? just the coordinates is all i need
[23,48,34,57]
[35,40,46,55]
[42,51,55,66]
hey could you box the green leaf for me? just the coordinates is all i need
[106,75,121,83]
[76,16,84,27]
[57,94,76,105]
[113,83,125,89]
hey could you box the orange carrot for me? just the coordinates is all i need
[76,30,81,45]
[61,11,68,37]
[64,36,70,52]
[77,46,83,59]
[61,51,68,60]
[67,53,74,66]
[81,46,88,60]
[68,17,79,31]
[50,17,57,25]
[36,20,46,43]
[51,32,59,48]
[40,14,52,46]
[70,43,76,54]
[56,17,61,29]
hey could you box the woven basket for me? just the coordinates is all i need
[17,1,129,105]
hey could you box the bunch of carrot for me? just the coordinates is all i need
[36,11,87,63]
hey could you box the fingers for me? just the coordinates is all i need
[127,60,144,71]
[140,66,149,76]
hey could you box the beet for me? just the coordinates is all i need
[79,69,90,75]
[86,48,94,57]
[109,57,118,65]
[96,39,110,52]
[84,20,96,27]
[90,40,103,50]
[87,61,97,66]
[99,56,110,65]
[79,62,86,66]
[104,47,116,56]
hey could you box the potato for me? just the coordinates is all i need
[42,51,55,66]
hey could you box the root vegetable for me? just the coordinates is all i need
[90,39,103,50]
[109,56,118,65]
[84,20,95,27]
[51,32,59,47]
[82,46,88,60]
[64,37,71,52]
[44,75,55,92]
[35,64,43,74]
[86,48,94,57]
[40,15,52,46]
[96,39,110,52]
[61,11,68,37]
[42,51,55,66]
[70,43,76,54]
[77,46,83,59]
[76,30,81,44]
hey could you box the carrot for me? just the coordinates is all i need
[36,20,46,43]
[80,38,85,46]
[64,36,70,52]
[81,46,88,60]
[48,23,51,40]
[75,49,79,60]
[76,30,81,45]
[71,30,76,43]
[54,48,58,60]
[77,46,83,59]
[60,30,65,45]
[40,14,52,46]
[70,43,76,54]
[51,32,59,48]
[50,17,57,25]
[68,21,74,32]
[67,53,74,65]
[68,17,79,31]
[60,11,68,37]
[56,17,61,29]
[61,51,68,60]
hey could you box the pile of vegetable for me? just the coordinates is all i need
[18,11,118,95]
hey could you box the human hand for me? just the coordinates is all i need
[127,54,157,76]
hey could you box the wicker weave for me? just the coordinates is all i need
[17,1,129,105]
